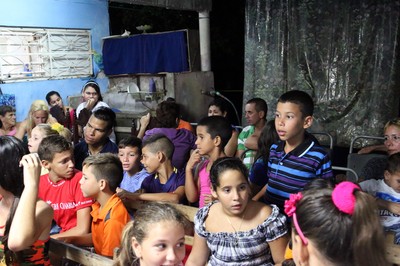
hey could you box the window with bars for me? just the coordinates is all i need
[0,27,93,82]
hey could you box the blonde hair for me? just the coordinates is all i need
[35,123,72,143]
[384,118,400,132]
[26,100,53,136]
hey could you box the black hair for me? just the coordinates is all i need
[82,80,103,101]
[246,98,268,119]
[278,90,314,117]
[45,91,61,105]
[142,134,175,160]
[118,136,143,155]
[197,116,232,149]
[210,157,249,190]
[92,106,116,130]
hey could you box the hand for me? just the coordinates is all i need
[203,194,215,205]
[140,113,151,129]
[186,149,202,171]
[19,153,41,188]
[117,190,140,201]
[85,98,97,111]
[387,201,400,215]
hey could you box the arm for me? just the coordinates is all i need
[8,154,53,251]
[244,133,259,150]
[137,113,151,139]
[51,207,92,239]
[224,130,239,157]
[376,199,400,215]
[59,233,93,247]
[358,144,387,154]
[136,186,185,204]
[185,232,210,266]
[14,120,27,140]
[185,150,202,203]
[269,235,290,266]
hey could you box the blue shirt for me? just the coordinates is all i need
[265,134,333,211]
[119,169,150,193]
[73,138,118,170]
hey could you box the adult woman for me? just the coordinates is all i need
[15,100,57,140]
[0,136,53,265]
[45,91,75,131]
[0,105,18,136]
[207,98,239,157]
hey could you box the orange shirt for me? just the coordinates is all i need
[177,119,194,133]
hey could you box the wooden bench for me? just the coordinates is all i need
[48,202,198,265]
[385,232,400,265]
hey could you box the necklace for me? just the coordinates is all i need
[226,210,246,246]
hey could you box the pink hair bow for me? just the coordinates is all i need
[332,181,360,215]
[284,192,308,245]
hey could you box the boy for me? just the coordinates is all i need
[360,152,400,244]
[264,90,333,211]
[185,116,232,207]
[38,135,93,238]
[116,136,149,197]
[122,134,185,204]
[236,98,268,169]
[70,153,130,257]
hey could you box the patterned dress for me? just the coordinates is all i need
[194,202,287,266]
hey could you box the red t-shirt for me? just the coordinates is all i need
[38,170,93,232]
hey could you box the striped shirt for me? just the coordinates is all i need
[265,134,333,211]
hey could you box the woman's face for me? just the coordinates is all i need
[49,94,64,109]
[208,105,226,117]
[82,86,99,102]
[0,111,16,127]
[384,125,400,155]
[32,110,49,125]
[132,221,186,266]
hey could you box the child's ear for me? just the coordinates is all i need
[156,151,165,162]
[41,160,50,170]
[99,179,107,191]
[131,237,142,259]
[211,187,218,199]
[303,115,313,129]
[384,170,391,181]
[293,235,310,265]
[214,136,222,147]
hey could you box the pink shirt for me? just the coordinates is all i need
[199,160,212,208]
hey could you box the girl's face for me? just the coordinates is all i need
[132,220,186,266]
[49,94,64,109]
[208,105,226,117]
[384,125,400,155]
[82,85,99,102]
[212,169,250,215]
[32,110,49,125]
[28,127,46,153]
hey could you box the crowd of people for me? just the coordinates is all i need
[0,84,395,266]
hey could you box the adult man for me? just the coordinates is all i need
[236,98,268,169]
[74,106,118,170]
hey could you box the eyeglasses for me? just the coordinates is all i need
[384,135,400,143]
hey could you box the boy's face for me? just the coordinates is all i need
[140,146,161,174]
[28,127,45,153]
[244,103,264,126]
[275,102,312,145]
[42,150,75,179]
[118,146,141,172]
[384,170,400,193]
[195,125,216,156]
[80,165,101,198]
[84,116,111,146]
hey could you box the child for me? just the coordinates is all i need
[116,136,149,196]
[185,115,232,207]
[360,152,400,244]
[28,123,72,153]
[0,137,53,265]
[38,134,93,238]
[122,134,185,204]
[67,153,130,257]
[264,90,333,211]
[186,157,288,266]
[114,202,190,266]
[284,180,388,265]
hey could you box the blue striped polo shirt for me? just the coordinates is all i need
[265,134,334,211]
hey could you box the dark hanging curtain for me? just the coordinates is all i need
[244,0,400,145]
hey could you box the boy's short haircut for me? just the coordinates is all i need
[386,152,400,174]
[197,116,233,149]
[92,107,116,130]
[118,136,142,155]
[278,90,314,117]
[38,135,73,162]
[83,153,123,193]
[142,134,174,160]
[246,98,268,119]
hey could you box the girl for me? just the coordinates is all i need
[207,98,238,157]
[15,100,57,140]
[28,123,72,153]
[186,157,288,266]
[0,136,53,265]
[45,91,75,136]
[114,202,190,266]
[284,181,388,266]
[0,105,18,136]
